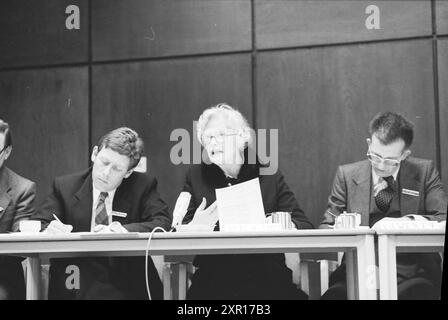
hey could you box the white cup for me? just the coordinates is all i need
[19,220,41,233]
[271,212,293,230]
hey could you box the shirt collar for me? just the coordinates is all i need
[92,183,116,204]
[371,165,400,186]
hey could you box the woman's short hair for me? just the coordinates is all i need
[96,127,144,170]
[196,103,252,147]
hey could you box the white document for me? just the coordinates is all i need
[215,177,266,230]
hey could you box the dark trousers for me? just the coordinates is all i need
[0,256,26,300]
[321,253,442,300]
[187,254,308,300]
[48,256,162,300]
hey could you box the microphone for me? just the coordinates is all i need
[171,192,192,230]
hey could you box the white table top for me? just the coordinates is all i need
[0,228,375,257]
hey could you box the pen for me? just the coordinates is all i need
[327,210,337,217]
[53,214,62,223]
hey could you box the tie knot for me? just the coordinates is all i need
[99,192,108,202]
[384,176,394,187]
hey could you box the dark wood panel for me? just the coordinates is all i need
[92,54,252,211]
[256,0,432,49]
[257,40,437,227]
[438,40,448,187]
[0,67,89,206]
[0,0,88,68]
[437,0,448,35]
[92,0,251,61]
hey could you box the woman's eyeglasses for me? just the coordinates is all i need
[202,131,239,145]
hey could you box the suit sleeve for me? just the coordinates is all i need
[32,178,65,230]
[181,169,197,225]
[420,161,447,221]
[319,166,348,228]
[122,177,172,232]
[11,181,36,232]
[276,170,313,229]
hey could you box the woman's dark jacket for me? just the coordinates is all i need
[181,148,313,299]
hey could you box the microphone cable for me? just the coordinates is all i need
[145,226,170,300]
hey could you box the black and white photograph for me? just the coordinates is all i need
[0,0,447,304]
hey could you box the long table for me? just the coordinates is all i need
[377,229,445,300]
[0,229,377,300]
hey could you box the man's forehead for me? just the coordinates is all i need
[97,147,130,166]
[370,136,406,156]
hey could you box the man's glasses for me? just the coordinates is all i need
[202,131,240,145]
[366,150,402,167]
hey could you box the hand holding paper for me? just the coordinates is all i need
[189,198,218,228]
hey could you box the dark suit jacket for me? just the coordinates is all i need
[320,157,447,226]
[0,166,36,233]
[181,151,313,299]
[0,166,36,299]
[33,167,172,300]
[320,157,447,288]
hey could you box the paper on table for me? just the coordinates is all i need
[215,177,266,230]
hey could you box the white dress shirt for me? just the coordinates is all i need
[371,166,400,187]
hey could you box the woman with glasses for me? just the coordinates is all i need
[180,103,313,300]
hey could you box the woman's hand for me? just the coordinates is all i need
[189,198,218,228]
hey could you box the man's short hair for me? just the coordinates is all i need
[369,111,414,149]
[0,119,12,148]
[97,127,144,170]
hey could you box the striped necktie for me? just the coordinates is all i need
[95,192,109,225]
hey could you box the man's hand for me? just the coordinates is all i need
[44,220,73,234]
[189,198,218,228]
[93,221,128,233]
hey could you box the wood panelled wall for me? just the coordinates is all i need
[0,0,446,227]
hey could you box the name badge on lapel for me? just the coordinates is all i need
[401,188,419,197]
[111,211,128,218]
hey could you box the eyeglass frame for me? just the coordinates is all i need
[366,148,406,167]
[201,130,241,145]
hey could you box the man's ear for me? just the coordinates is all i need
[366,138,371,147]
[124,169,134,179]
[91,146,99,163]
[402,149,411,160]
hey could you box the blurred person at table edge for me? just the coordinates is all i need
[0,118,36,299]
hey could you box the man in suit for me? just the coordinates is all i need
[32,127,171,299]
[320,111,447,300]
[0,119,36,299]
